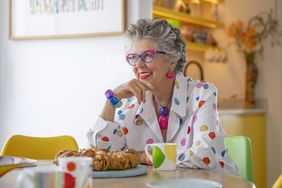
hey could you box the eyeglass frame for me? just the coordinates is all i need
[125,49,167,66]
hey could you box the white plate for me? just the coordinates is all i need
[147,178,222,188]
[0,156,37,167]
[92,165,147,178]
[0,156,37,176]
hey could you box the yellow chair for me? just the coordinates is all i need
[1,135,79,160]
[272,174,282,188]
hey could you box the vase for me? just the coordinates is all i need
[244,63,258,108]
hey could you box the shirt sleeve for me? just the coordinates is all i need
[177,85,239,176]
[86,116,127,151]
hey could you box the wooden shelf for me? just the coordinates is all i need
[188,42,221,52]
[201,0,224,4]
[183,0,224,4]
[153,6,224,29]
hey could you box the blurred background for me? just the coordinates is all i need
[0,0,281,187]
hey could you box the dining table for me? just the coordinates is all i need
[0,160,256,188]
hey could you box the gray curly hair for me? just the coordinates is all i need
[126,18,187,73]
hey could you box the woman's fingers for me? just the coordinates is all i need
[135,82,149,102]
[113,79,154,103]
[128,83,142,103]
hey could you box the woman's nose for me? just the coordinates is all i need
[136,58,146,67]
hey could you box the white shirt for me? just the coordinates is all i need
[87,74,239,176]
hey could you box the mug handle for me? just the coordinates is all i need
[144,144,153,163]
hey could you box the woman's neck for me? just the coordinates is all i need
[152,78,175,106]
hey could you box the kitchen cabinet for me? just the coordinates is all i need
[220,109,266,188]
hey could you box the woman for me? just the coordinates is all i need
[87,19,239,175]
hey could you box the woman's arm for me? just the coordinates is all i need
[177,85,239,175]
[88,79,152,151]
[100,79,151,122]
[100,99,116,122]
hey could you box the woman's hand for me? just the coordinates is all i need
[113,79,153,104]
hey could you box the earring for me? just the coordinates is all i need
[166,72,176,79]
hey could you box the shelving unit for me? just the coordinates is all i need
[153,6,224,29]
[152,2,224,52]
[188,42,222,52]
[201,0,223,4]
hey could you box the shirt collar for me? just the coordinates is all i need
[136,73,187,115]
[136,91,163,142]
[170,73,188,118]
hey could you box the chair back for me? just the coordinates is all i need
[1,135,79,160]
[272,174,282,188]
[225,136,254,182]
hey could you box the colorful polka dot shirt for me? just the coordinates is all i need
[87,74,239,176]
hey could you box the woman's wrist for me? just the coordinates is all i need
[105,89,123,108]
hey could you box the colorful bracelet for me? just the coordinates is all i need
[105,89,123,108]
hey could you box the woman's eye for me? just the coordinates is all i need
[143,53,154,62]
[128,54,138,61]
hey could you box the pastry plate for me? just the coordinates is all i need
[147,178,222,188]
[0,156,37,176]
[91,165,147,178]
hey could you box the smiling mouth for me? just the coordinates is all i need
[139,72,152,79]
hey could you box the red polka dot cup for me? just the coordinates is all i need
[58,157,93,188]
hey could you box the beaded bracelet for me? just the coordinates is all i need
[105,89,123,108]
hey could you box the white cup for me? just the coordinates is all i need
[17,167,67,188]
[58,157,93,188]
[145,143,177,171]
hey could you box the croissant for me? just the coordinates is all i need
[54,148,141,171]
[53,150,80,165]
[93,150,111,171]
[109,151,130,170]
[125,150,140,168]
[80,148,96,158]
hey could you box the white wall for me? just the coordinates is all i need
[1,0,281,187]
[0,0,152,148]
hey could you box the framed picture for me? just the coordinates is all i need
[9,0,126,40]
